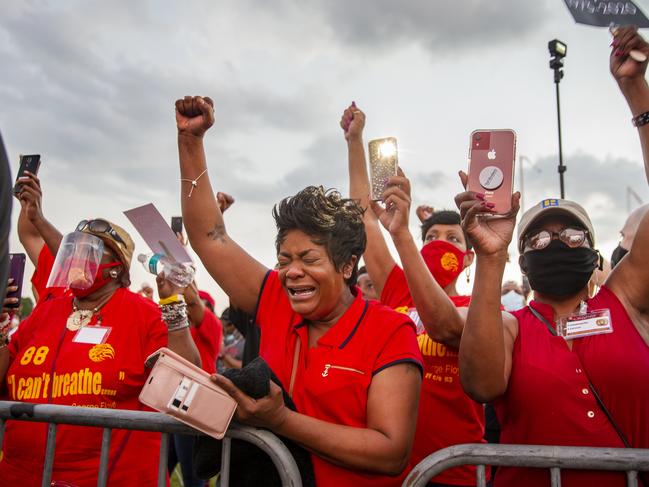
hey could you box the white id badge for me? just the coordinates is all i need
[557,309,613,339]
[72,326,112,344]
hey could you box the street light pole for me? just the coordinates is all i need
[554,76,566,199]
[549,39,567,199]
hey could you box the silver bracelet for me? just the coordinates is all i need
[161,302,190,332]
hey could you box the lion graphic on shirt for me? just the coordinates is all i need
[440,252,459,272]
[89,344,115,362]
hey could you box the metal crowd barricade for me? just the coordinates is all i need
[403,443,649,487]
[0,400,303,487]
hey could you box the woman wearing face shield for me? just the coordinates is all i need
[0,219,200,486]
[175,95,423,487]
[455,26,649,487]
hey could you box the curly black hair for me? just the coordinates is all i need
[273,186,366,286]
[420,209,473,249]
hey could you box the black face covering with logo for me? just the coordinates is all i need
[522,239,599,297]
[610,244,629,269]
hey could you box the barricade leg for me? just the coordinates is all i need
[550,467,562,487]
[476,464,486,487]
[158,432,169,487]
[41,423,57,487]
[97,428,112,487]
[627,470,639,487]
[221,437,232,487]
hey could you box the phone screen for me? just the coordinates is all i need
[6,253,26,309]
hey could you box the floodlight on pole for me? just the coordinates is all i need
[548,39,567,199]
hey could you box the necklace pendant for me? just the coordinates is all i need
[66,310,93,331]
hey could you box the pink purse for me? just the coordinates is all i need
[139,347,237,439]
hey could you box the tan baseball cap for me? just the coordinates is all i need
[517,198,595,252]
[79,219,135,270]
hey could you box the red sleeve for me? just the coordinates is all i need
[31,245,54,301]
[7,313,31,361]
[450,295,471,308]
[31,245,68,303]
[191,309,222,374]
[254,270,294,330]
[380,264,414,310]
[372,312,423,376]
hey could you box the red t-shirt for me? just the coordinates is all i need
[381,264,486,486]
[191,308,222,375]
[0,288,167,486]
[31,244,69,303]
[255,270,422,487]
[494,286,649,487]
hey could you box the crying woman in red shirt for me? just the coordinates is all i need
[0,219,200,486]
[175,94,423,487]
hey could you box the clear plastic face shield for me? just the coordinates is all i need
[47,232,105,290]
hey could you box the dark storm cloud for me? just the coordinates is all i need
[323,0,549,51]
[247,0,552,54]
[0,2,331,206]
[0,0,555,222]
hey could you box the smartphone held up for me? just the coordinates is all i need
[368,137,398,201]
[13,154,41,194]
[171,216,183,236]
[7,253,26,309]
[467,130,516,215]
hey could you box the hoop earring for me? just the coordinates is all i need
[465,267,471,284]
[109,269,119,279]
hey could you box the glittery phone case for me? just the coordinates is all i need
[368,137,398,201]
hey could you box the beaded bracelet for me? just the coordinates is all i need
[632,111,649,127]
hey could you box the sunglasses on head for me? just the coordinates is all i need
[76,219,126,247]
[525,227,589,251]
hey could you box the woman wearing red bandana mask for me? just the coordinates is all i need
[0,218,200,487]
[342,104,493,487]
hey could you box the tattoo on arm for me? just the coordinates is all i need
[207,223,226,242]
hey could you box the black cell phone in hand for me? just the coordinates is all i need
[6,253,26,309]
[171,216,183,235]
[13,154,41,194]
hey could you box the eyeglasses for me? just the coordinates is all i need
[524,227,589,251]
[76,219,126,247]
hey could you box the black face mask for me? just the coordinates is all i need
[522,240,599,297]
[610,245,628,269]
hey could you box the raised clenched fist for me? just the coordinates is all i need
[175,96,215,138]
[339,102,366,142]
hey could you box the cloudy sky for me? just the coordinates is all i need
[3,0,649,309]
